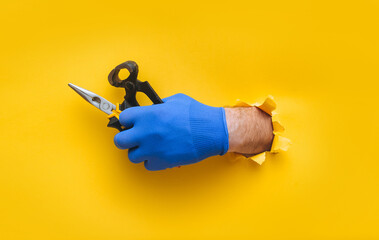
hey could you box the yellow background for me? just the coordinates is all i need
[1,0,378,239]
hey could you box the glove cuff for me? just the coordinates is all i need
[189,102,229,160]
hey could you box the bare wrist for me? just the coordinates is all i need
[225,107,274,155]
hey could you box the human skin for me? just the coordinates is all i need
[224,107,274,156]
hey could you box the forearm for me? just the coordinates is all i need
[224,107,274,156]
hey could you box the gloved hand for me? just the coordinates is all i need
[114,93,229,171]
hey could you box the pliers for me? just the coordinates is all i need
[68,61,163,131]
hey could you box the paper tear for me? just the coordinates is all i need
[226,95,291,165]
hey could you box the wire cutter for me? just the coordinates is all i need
[68,61,163,131]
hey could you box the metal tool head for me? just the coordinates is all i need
[68,83,116,115]
[108,61,163,110]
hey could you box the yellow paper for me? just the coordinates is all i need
[1,1,379,239]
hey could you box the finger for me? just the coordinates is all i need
[144,160,168,171]
[119,106,142,128]
[128,147,146,164]
[114,129,139,150]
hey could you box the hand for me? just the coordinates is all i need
[114,94,229,171]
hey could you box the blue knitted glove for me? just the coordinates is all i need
[114,93,229,171]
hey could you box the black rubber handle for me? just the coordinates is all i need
[107,116,125,132]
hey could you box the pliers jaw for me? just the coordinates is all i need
[68,83,117,115]
[69,82,125,131]
[108,61,163,111]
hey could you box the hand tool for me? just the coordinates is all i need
[68,61,163,131]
